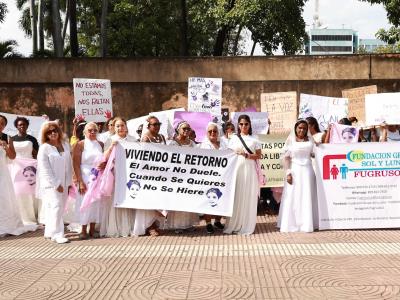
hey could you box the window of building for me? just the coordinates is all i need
[311,35,353,41]
[311,46,353,52]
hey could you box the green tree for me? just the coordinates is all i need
[0,1,7,23]
[0,40,22,58]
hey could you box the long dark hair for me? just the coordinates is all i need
[294,119,308,138]
[237,114,252,136]
[305,117,321,133]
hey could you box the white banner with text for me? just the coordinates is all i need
[315,143,400,230]
[114,142,238,216]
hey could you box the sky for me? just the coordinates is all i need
[0,0,392,57]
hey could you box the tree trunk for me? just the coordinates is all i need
[30,0,38,54]
[69,0,78,56]
[51,0,63,57]
[232,25,243,56]
[100,0,108,57]
[212,0,236,56]
[179,0,188,56]
[62,0,69,49]
[250,40,256,56]
[38,0,44,51]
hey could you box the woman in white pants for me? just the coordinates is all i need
[36,122,72,244]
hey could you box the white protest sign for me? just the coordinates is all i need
[260,91,297,134]
[188,77,222,117]
[0,112,46,140]
[230,112,269,134]
[113,142,238,216]
[299,94,348,130]
[150,108,185,139]
[73,78,113,122]
[365,93,400,125]
[127,115,149,140]
[315,143,400,230]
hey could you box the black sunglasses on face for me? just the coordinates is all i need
[149,122,162,126]
[47,129,58,135]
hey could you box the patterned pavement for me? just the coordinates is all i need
[1,210,400,299]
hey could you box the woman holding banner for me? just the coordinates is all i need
[72,122,104,239]
[36,122,72,243]
[224,114,261,235]
[277,119,317,233]
[11,117,41,225]
[167,121,198,233]
[0,115,37,236]
[200,122,227,234]
[134,115,168,236]
[102,117,136,237]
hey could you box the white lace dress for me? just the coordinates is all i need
[277,140,318,232]
[223,134,260,235]
[12,140,42,225]
[0,147,37,236]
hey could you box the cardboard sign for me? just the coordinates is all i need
[342,85,377,127]
[73,78,113,122]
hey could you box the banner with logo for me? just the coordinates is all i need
[260,91,297,134]
[0,112,46,140]
[365,92,400,125]
[258,134,286,187]
[342,85,377,127]
[113,142,238,216]
[315,143,400,230]
[188,77,222,117]
[231,112,269,135]
[9,158,37,196]
[73,78,113,122]
[299,94,348,130]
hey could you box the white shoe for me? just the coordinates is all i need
[52,237,70,244]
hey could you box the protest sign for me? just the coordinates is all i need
[231,112,269,135]
[299,94,348,130]
[127,115,148,140]
[150,108,185,139]
[260,91,297,134]
[73,78,113,122]
[0,112,46,140]
[113,142,238,216]
[174,111,213,143]
[342,85,377,127]
[329,123,359,144]
[188,77,222,117]
[365,92,400,125]
[315,143,400,230]
[9,158,37,196]
[258,134,286,187]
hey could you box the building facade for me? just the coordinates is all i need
[306,28,358,55]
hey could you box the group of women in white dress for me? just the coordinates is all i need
[0,113,263,243]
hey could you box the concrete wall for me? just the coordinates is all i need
[1,54,400,132]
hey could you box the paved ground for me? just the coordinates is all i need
[1,208,400,300]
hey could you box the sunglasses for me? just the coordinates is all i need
[182,127,191,131]
[88,129,98,133]
[46,128,58,135]
[149,122,162,126]
[239,123,249,126]
[208,130,218,134]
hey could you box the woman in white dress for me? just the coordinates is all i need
[0,115,37,236]
[72,122,104,239]
[11,116,41,225]
[224,114,261,235]
[167,121,198,233]
[36,122,72,243]
[133,115,168,236]
[102,117,135,237]
[199,122,227,234]
[277,119,317,233]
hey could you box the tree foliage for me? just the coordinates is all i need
[0,1,7,23]
[360,0,400,44]
[0,40,22,58]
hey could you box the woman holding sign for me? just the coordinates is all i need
[102,117,136,237]
[224,114,261,235]
[277,119,317,233]
[167,121,198,233]
[200,122,227,234]
[134,115,167,236]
